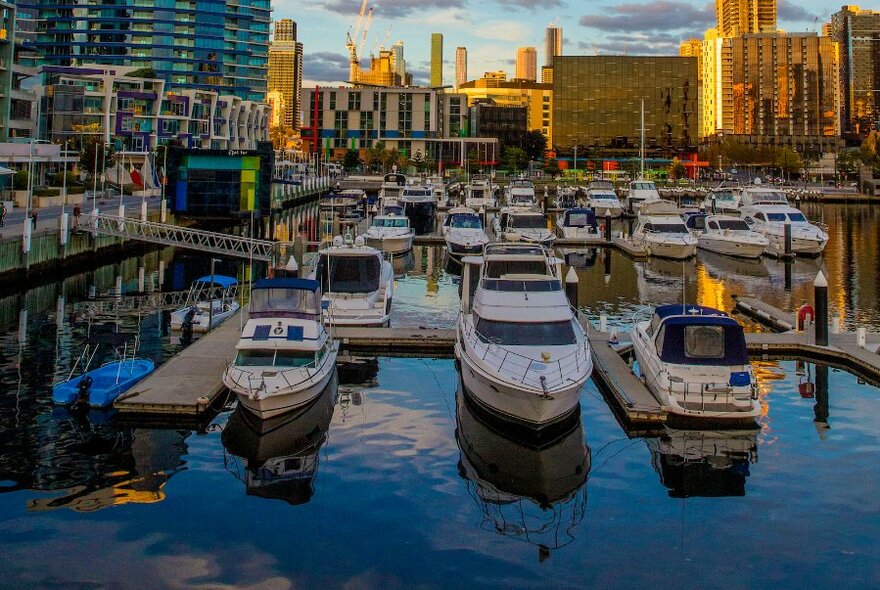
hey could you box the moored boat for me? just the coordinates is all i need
[556,208,599,239]
[443,207,489,258]
[361,213,414,254]
[169,275,240,332]
[632,199,697,259]
[53,356,155,408]
[684,213,768,259]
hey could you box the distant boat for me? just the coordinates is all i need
[53,357,155,408]
[169,275,240,332]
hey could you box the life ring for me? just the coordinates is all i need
[797,304,815,331]
[273,326,284,335]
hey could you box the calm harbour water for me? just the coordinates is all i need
[0,203,879,588]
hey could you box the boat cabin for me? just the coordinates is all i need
[560,208,597,232]
[248,278,322,321]
[646,305,750,370]
[314,249,382,294]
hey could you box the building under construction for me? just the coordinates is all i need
[345,1,411,86]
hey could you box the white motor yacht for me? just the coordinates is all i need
[170,275,240,332]
[586,189,624,218]
[504,178,538,210]
[455,243,592,427]
[684,213,768,259]
[223,278,340,419]
[738,188,828,256]
[308,235,394,327]
[631,304,760,422]
[361,213,414,254]
[444,208,490,258]
[631,199,697,259]
[555,208,599,239]
[703,188,741,215]
[625,179,661,214]
[495,210,555,246]
[378,172,407,207]
[465,176,495,209]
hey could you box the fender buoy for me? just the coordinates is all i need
[797,304,815,331]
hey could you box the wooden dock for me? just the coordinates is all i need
[412,233,648,258]
[335,326,456,357]
[733,295,796,331]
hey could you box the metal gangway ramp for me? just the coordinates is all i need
[86,212,278,262]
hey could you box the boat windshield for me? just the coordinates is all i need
[511,215,546,229]
[632,182,656,190]
[235,349,316,367]
[766,213,788,222]
[373,217,409,228]
[510,195,533,204]
[475,318,577,346]
[787,212,807,222]
[593,192,618,201]
[249,287,320,319]
[451,215,482,229]
[566,212,595,227]
[485,260,549,277]
[717,219,750,231]
[749,191,788,204]
[315,254,381,293]
[645,223,688,234]
[657,321,749,365]
[713,192,736,201]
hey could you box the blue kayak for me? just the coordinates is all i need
[52,359,155,408]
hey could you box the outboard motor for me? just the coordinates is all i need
[181,306,197,344]
[76,375,94,405]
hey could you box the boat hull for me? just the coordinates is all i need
[643,238,697,259]
[170,304,239,332]
[52,359,156,408]
[697,236,765,259]
[763,232,827,257]
[365,234,413,254]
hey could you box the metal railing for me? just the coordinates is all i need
[662,370,757,414]
[224,340,336,399]
[459,316,589,394]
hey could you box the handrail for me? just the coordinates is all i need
[225,339,334,398]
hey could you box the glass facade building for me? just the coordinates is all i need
[21,0,270,101]
[552,56,698,153]
[831,5,880,137]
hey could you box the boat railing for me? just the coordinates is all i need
[460,318,589,392]
[224,340,335,399]
[659,369,758,412]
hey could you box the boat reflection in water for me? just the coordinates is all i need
[455,385,590,558]
[646,427,758,497]
[222,373,337,505]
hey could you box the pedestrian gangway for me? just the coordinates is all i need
[73,288,210,319]
[86,212,280,262]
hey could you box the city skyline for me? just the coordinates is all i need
[276,0,840,87]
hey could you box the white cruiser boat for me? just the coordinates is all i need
[504,178,538,210]
[308,235,394,326]
[455,243,592,427]
[378,172,407,207]
[738,188,828,256]
[586,189,624,218]
[223,278,340,419]
[465,176,495,209]
[494,210,555,246]
[703,188,741,215]
[625,179,661,214]
[632,304,760,422]
[361,213,414,254]
[555,208,599,239]
[631,199,697,259]
[443,207,489,258]
[170,275,240,332]
[684,213,768,259]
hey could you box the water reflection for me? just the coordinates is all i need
[646,427,758,498]
[222,373,337,505]
[455,386,590,558]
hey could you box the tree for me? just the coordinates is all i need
[503,147,528,172]
[269,124,294,150]
[342,149,361,172]
[668,157,687,180]
[543,157,560,176]
[523,130,548,162]
[79,137,116,179]
[837,148,860,179]
[410,149,426,172]
[774,147,803,179]
[466,149,481,172]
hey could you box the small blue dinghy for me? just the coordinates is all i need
[52,358,155,408]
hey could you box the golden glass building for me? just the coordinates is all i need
[552,56,698,152]
[715,0,776,36]
[830,5,880,136]
[515,47,537,82]
[700,32,839,148]
[455,47,467,90]
[457,75,552,143]
[267,19,303,130]
[431,33,443,87]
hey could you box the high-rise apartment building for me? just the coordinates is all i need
[715,0,776,36]
[391,41,406,79]
[830,5,880,137]
[545,25,562,67]
[679,38,703,80]
[430,33,443,87]
[0,2,14,141]
[455,47,467,90]
[20,0,271,101]
[700,32,838,148]
[458,76,552,143]
[268,19,304,130]
[515,47,537,82]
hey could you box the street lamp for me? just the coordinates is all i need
[208,257,221,333]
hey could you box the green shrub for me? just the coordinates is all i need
[13,170,28,190]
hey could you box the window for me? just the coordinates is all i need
[474,318,577,346]
[718,219,750,230]
[767,213,787,221]
[348,92,361,110]
[787,212,806,222]
[315,254,380,293]
[684,325,725,359]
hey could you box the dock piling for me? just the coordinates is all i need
[604,209,612,242]
[784,220,792,257]
[814,271,828,346]
[857,327,867,348]
[831,316,841,334]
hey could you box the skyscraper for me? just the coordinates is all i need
[431,33,444,87]
[515,47,537,82]
[830,5,880,137]
[20,0,271,101]
[455,47,467,90]
[391,41,406,79]
[268,19,304,129]
[715,0,776,36]
[545,25,562,67]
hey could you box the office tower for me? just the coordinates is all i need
[830,5,880,136]
[715,0,776,36]
[545,25,562,67]
[391,41,406,79]
[516,47,537,81]
[268,18,304,129]
[431,33,443,87]
[455,47,467,90]
[21,0,271,101]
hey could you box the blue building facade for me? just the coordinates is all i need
[20,0,269,101]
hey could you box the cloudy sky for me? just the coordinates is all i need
[274,0,840,87]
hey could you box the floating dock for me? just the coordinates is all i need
[733,295,795,331]
[412,234,648,258]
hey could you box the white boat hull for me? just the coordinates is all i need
[697,236,765,259]
[557,226,599,239]
[225,343,340,420]
[170,303,240,332]
[643,237,697,259]
[763,232,827,257]
[365,234,413,254]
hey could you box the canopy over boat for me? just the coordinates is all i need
[250,278,322,319]
[193,275,238,288]
[561,208,597,229]
[650,305,749,366]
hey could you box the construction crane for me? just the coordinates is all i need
[359,8,373,61]
[345,0,369,83]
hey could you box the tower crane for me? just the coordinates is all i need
[345,0,369,83]
[359,8,373,61]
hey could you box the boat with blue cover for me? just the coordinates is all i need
[631,304,760,422]
[169,275,240,332]
[52,358,155,408]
